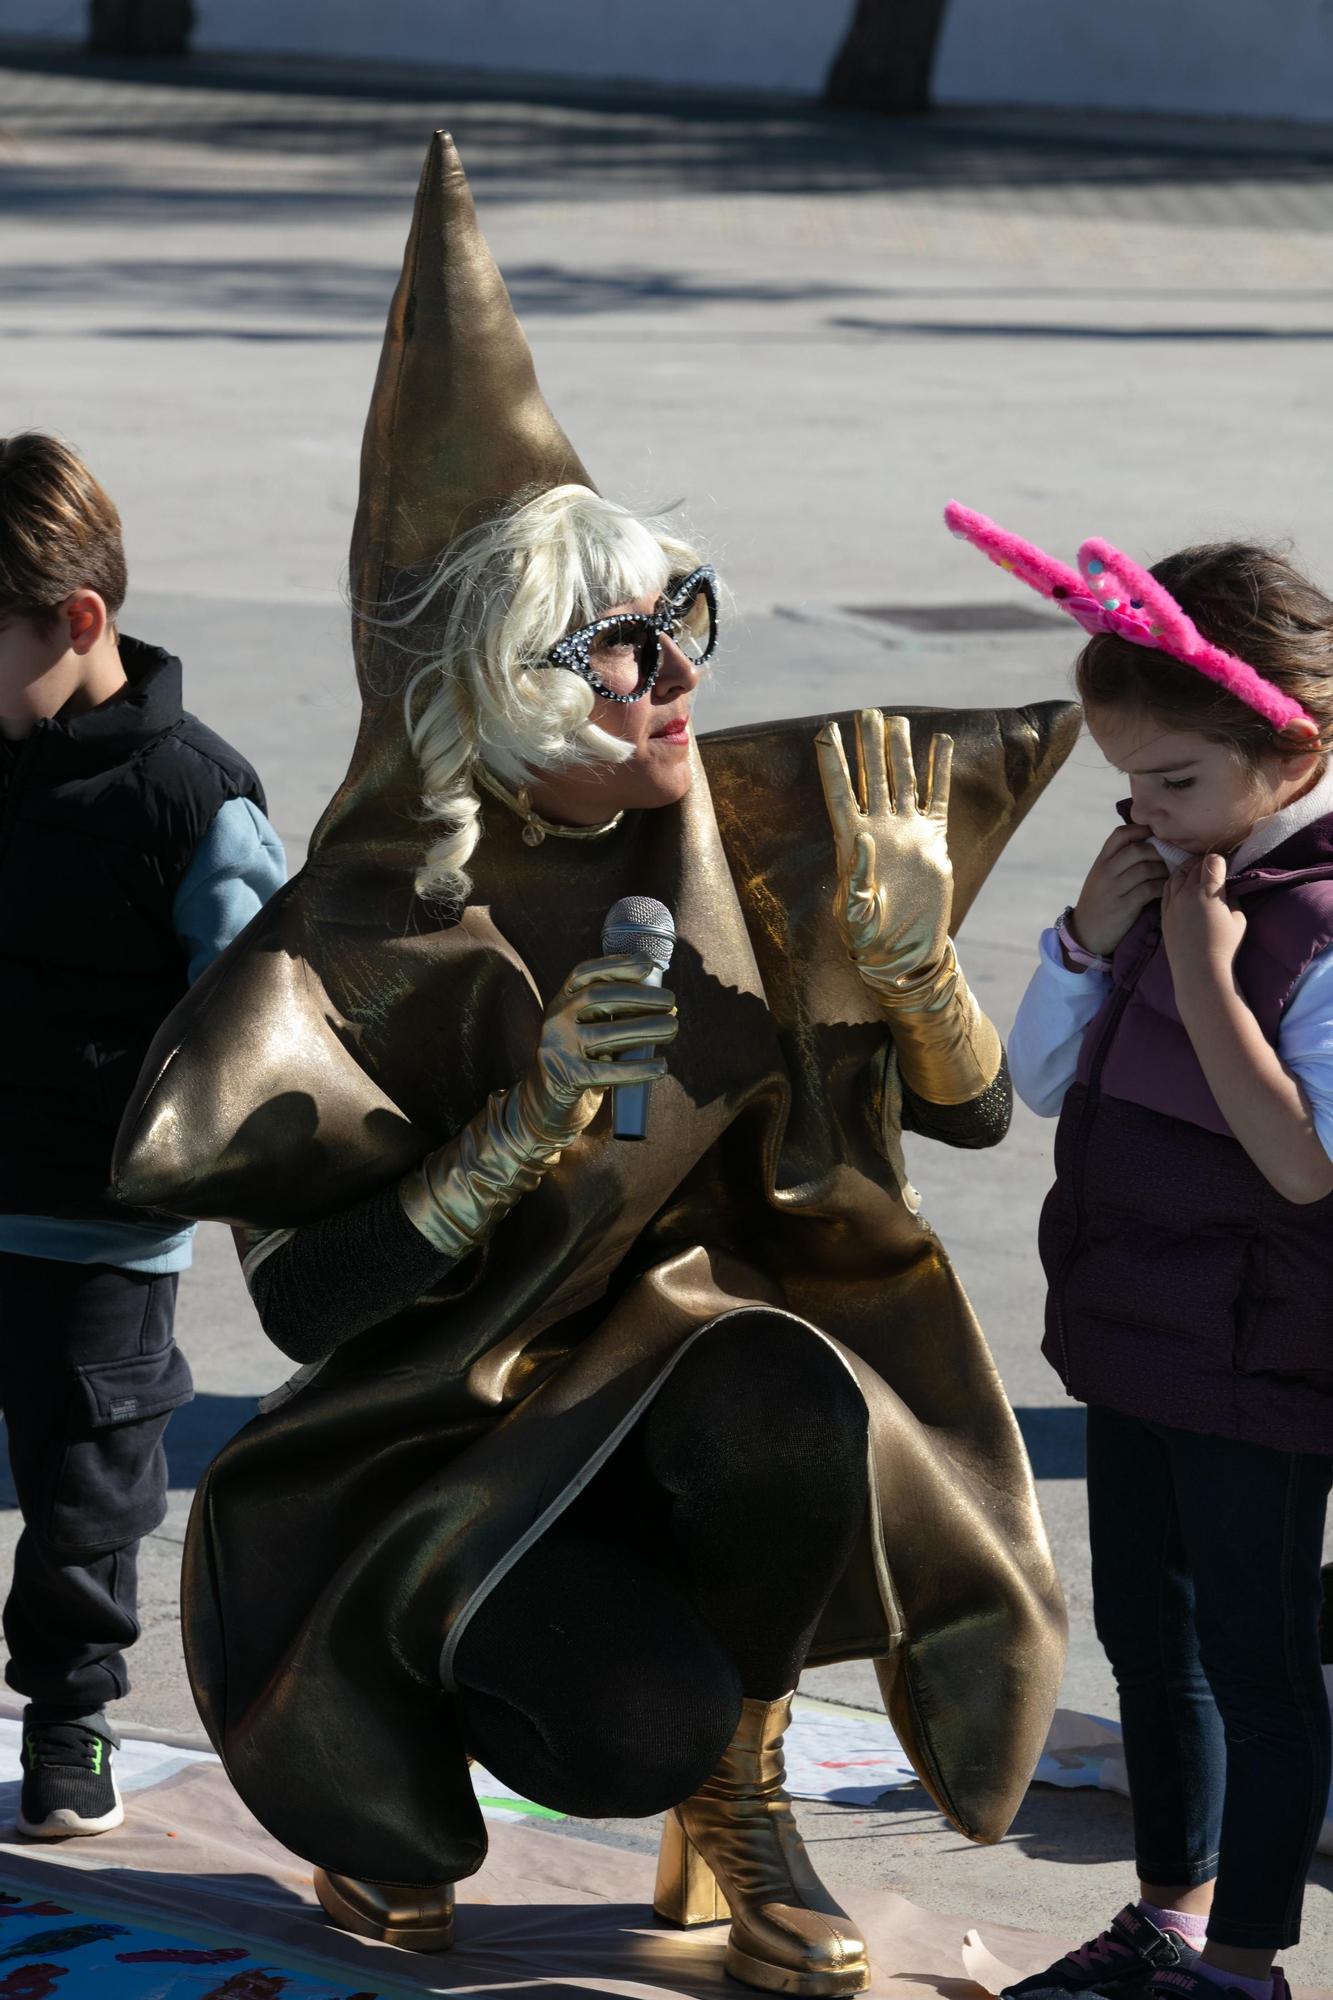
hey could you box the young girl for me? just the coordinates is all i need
[947,505,1333,2000]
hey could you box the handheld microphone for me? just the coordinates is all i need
[601,896,676,1142]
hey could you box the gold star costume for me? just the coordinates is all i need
[115,134,1072,1894]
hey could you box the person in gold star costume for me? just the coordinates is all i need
[114,134,1072,1995]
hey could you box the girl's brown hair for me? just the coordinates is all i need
[0,432,127,627]
[1076,542,1333,764]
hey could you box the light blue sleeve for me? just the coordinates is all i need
[1007,929,1113,1118]
[173,796,287,984]
[1276,944,1333,1163]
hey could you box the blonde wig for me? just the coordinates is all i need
[390,485,706,905]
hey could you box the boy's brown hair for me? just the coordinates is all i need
[0,432,128,628]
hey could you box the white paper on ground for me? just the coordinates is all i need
[3,1685,1328,1859]
[1032,1708,1125,1788]
[962,1926,1029,1997]
[781,1697,920,1803]
[470,1697,923,1817]
[0,1702,1327,2000]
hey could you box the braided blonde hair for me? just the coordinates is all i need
[392,485,704,905]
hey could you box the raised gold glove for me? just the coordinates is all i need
[815,710,1001,1107]
[399,955,676,1256]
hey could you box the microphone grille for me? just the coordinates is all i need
[602,895,675,967]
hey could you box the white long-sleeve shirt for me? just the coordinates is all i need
[1009,928,1333,1162]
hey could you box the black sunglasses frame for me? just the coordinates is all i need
[535,565,719,705]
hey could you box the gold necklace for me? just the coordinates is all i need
[475,764,624,848]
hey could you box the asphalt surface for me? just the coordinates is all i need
[1,42,1332,1972]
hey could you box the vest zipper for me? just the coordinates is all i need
[1050,918,1160,1388]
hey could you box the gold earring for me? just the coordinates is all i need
[516,788,546,847]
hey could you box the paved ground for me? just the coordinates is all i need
[2,40,1333,1975]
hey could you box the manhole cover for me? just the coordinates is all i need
[844,601,1061,633]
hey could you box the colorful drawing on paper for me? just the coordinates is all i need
[0,1888,383,2000]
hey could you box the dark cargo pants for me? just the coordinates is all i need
[0,1254,191,1715]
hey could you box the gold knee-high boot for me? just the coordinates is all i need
[313,1866,455,1952]
[653,1694,870,1996]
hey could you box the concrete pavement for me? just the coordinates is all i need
[1,43,1332,1973]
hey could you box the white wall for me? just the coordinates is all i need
[190,0,855,96]
[6,0,1332,123]
[0,1,87,36]
[0,0,854,94]
[934,0,1333,123]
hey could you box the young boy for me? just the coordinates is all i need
[0,431,285,1836]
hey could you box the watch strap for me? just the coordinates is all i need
[1054,907,1112,972]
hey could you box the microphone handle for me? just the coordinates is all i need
[612,962,665,1142]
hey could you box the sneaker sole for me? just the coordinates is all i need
[17,1775,124,1839]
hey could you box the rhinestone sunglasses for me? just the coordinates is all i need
[534,565,718,704]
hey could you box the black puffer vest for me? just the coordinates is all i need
[0,638,264,1218]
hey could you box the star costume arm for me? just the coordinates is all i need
[236,952,677,1361]
[398,952,675,1254]
[816,709,1004,1108]
[240,1182,449,1362]
[900,1053,1013,1149]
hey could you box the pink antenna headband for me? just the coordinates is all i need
[943,500,1319,740]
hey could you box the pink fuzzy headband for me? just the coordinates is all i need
[944,501,1319,739]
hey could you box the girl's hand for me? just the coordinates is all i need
[1071,824,1169,958]
[1161,853,1246,987]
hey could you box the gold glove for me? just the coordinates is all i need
[399,955,676,1256]
[815,710,1001,1107]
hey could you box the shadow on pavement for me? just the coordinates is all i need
[0,1394,259,1505]
[4,36,1333,219]
[0,1397,1093,1503]
[1014,1407,1086,1479]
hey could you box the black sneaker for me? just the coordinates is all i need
[1152,1968,1289,2000]
[1002,1906,1197,2000]
[17,1718,123,1837]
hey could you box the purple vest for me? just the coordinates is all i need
[1040,809,1333,1453]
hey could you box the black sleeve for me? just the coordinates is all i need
[898,1051,1013,1151]
[246,1178,457,1365]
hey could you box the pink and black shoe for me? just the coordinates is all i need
[1002,1906,1197,2000]
[1151,1967,1289,2000]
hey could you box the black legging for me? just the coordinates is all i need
[451,1310,870,1819]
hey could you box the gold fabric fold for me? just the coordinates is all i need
[398,1087,556,1258]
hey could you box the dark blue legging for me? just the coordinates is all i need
[452,1312,869,1821]
[1087,1404,1332,1951]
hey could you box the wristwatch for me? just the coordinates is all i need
[1054,907,1112,973]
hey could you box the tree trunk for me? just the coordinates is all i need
[823,0,950,115]
[89,0,195,56]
